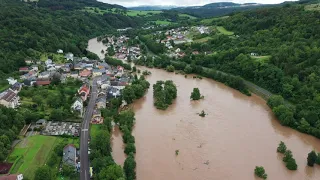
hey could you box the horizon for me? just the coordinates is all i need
[98,0,297,7]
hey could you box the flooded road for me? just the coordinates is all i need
[87,38,320,180]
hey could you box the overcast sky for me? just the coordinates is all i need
[98,0,295,7]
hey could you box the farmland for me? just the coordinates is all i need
[8,136,58,179]
[7,135,80,179]
[216,26,234,35]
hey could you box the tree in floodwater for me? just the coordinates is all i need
[254,166,267,179]
[153,80,177,110]
[190,88,203,100]
[277,141,287,154]
[307,150,318,167]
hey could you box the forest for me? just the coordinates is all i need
[0,0,140,75]
[188,3,320,138]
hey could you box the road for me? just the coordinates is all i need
[80,77,99,180]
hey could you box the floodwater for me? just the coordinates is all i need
[87,38,107,59]
[111,125,126,166]
[87,38,320,180]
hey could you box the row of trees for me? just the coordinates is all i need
[135,55,250,95]
[0,106,25,161]
[277,141,297,170]
[90,98,125,180]
[153,80,177,110]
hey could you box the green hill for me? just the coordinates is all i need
[0,0,139,74]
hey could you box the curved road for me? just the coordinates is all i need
[80,77,99,180]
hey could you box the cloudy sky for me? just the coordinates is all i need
[98,0,294,7]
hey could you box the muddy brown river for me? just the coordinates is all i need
[88,38,320,180]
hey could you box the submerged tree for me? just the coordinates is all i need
[254,166,267,179]
[277,141,287,154]
[190,88,203,100]
[307,150,318,167]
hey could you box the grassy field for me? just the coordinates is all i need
[216,26,234,36]
[7,135,80,179]
[200,16,229,25]
[126,10,162,16]
[305,3,320,11]
[90,124,101,138]
[40,53,66,64]
[251,55,271,62]
[152,20,172,25]
[8,135,59,179]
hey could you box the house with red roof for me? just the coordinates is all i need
[19,67,29,73]
[36,80,51,86]
[78,84,90,101]
[0,174,23,180]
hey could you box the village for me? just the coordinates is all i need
[100,35,142,61]
[153,25,211,58]
[0,48,132,179]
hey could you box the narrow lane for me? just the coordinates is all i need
[80,77,99,180]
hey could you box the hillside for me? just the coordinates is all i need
[174,2,273,18]
[0,0,139,75]
[128,5,179,10]
[185,1,320,138]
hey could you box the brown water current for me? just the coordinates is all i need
[87,38,320,180]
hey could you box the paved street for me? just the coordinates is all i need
[80,77,99,180]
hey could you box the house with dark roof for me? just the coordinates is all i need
[63,144,77,168]
[11,82,22,93]
[0,89,20,108]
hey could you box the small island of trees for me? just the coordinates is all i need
[190,88,203,100]
[254,166,267,179]
[153,80,177,110]
[276,141,297,170]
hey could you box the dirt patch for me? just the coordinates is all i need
[0,163,13,174]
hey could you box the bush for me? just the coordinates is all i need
[166,65,175,72]
[307,151,317,167]
[254,166,267,179]
[124,143,136,155]
[190,88,202,100]
[277,141,287,154]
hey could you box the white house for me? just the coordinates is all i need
[65,53,74,61]
[71,98,83,113]
[7,77,17,85]
[251,52,258,56]
[45,59,53,66]
[57,49,64,54]
[175,48,181,53]
[38,71,51,79]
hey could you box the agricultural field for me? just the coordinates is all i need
[251,55,271,62]
[216,26,234,35]
[7,135,80,179]
[40,53,66,64]
[7,136,58,179]
[126,10,162,16]
[152,20,172,25]
[305,3,320,11]
[200,16,229,25]
[194,36,212,43]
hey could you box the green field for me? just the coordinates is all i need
[127,10,162,16]
[7,135,80,179]
[200,16,229,25]
[251,55,271,62]
[216,26,234,36]
[8,136,59,179]
[90,124,101,138]
[40,53,66,64]
[305,3,320,11]
[152,20,172,25]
